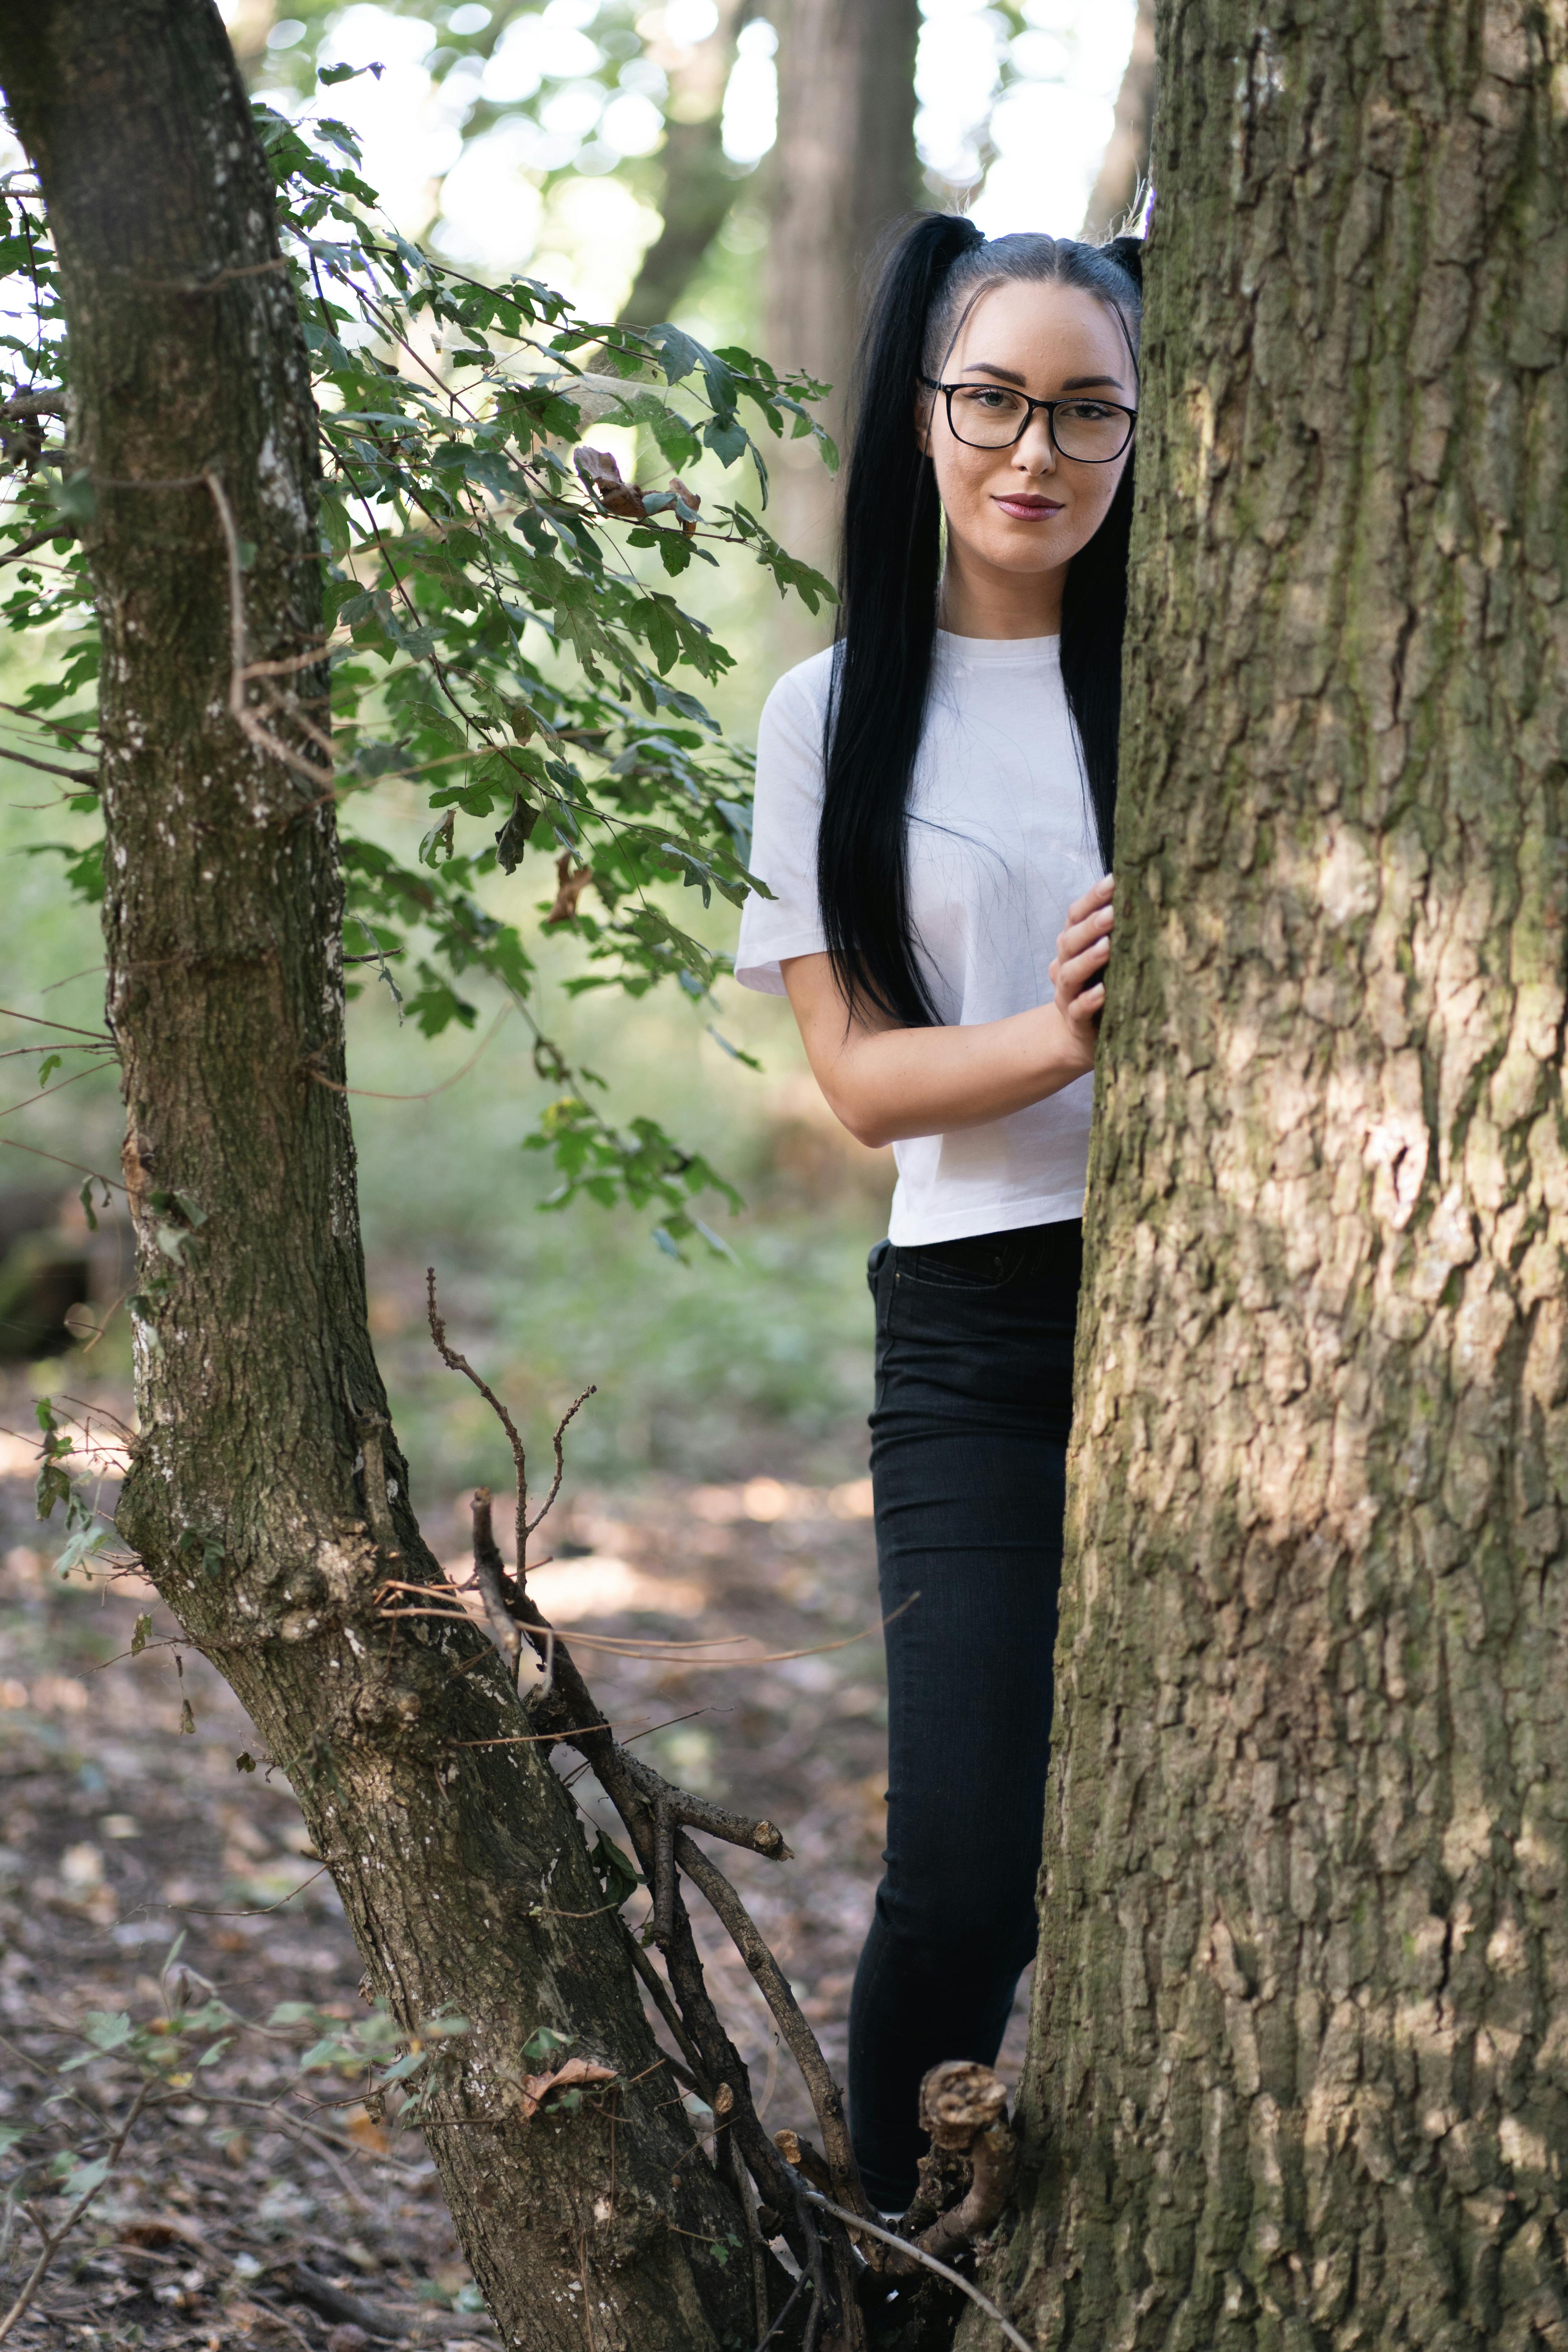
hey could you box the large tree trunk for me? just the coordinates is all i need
[983,2,1568,2345]
[1080,0,1156,241]
[0,8,770,2346]
[762,0,921,663]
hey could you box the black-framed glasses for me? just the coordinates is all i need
[920,376,1137,463]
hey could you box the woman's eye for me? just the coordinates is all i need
[958,388,1020,411]
[1060,401,1115,422]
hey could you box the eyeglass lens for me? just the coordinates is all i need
[947,386,1130,461]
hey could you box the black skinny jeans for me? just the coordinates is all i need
[848,1218,1081,2210]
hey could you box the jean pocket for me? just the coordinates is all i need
[896,1236,1014,1292]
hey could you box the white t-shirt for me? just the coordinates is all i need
[734,630,1103,1247]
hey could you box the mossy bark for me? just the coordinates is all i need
[981,3,1568,2346]
[0,7,767,2346]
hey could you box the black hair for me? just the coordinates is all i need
[817,218,1143,1027]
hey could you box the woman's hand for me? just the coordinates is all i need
[780,876,1115,1148]
[1048,875,1114,1068]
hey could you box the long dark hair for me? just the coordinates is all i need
[817,219,1143,1027]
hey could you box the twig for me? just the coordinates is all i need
[524,1384,597,1537]
[619,1920,707,2091]
[426,1267,528,1568]
[652,1791,676,1948]
[790,2171,829,2352]
[528,1668,804,2247]
[0,524,80,573]
[677,1832,866,2218]
[795,2189,1036,2352]
[0,2082,149,2345]
[751,2267,808,2352]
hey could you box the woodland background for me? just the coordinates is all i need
[0,3,1148,2344]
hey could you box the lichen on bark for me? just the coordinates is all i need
[980,4,1568,2347]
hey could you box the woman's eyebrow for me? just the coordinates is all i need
[956,363,1127,393]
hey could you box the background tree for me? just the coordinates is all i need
[1080,0,1152,237]
[976,1,1568,2344]
[759,0,921,656]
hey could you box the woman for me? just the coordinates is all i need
[733,215,1141,2211]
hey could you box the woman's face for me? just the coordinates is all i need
[919,277,1136,588]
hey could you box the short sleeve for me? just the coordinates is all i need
[733,652,835,995]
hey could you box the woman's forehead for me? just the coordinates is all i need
[946,279,1129,377]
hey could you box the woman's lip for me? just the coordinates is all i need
[993,495,1063,516]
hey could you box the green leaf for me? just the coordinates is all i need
[131,1612,152,1655]
[589,1829,644,1909]
[49,471,97,525]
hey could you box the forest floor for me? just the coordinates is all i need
[0,1365,1032,2350]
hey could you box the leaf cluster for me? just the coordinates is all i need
[0,74,837,1250]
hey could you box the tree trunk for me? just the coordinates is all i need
[762,0,922,663]
[0,8,770,2346]
[1080,0,1156,241]
[982,3,1568,2346]
[618,0,753,330]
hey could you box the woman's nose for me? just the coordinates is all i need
[1012,416,1057,474]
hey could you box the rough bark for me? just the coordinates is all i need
[1080,0,1156,241]
[980,3,1568,2346]
[0,8,769,2347]
[762,0,922,664]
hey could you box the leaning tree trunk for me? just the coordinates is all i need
[0,8,769,2347]
[762,0,921,664]
[981,3,1568,2347]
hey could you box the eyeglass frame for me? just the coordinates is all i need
[918,375,1138,464]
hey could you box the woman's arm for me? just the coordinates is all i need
[781,877,1114,1149]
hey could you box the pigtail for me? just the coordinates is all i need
[818,214,982,1027]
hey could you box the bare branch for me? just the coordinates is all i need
[679,1831,867,2220]
[524,1383,597,1536]
[425,1266,528,1571]
[0,389,65,420]
[0,522,79,572]
[792,2186,1035,2352]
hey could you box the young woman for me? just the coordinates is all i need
[733,215,1141,2212]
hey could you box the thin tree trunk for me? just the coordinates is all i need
[618,0,753,330]
[762,0,922,662]
[0,8,768,2346]
[982,2,1568,2346]
[1080,0,1155,241]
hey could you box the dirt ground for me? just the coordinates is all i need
[0,1364,1031,2349]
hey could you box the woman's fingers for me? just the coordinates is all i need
[1058,905,1113,965]
[1051,877,1114,1034]
[1054,934,1111,1002]
[1066,874,1114,927]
